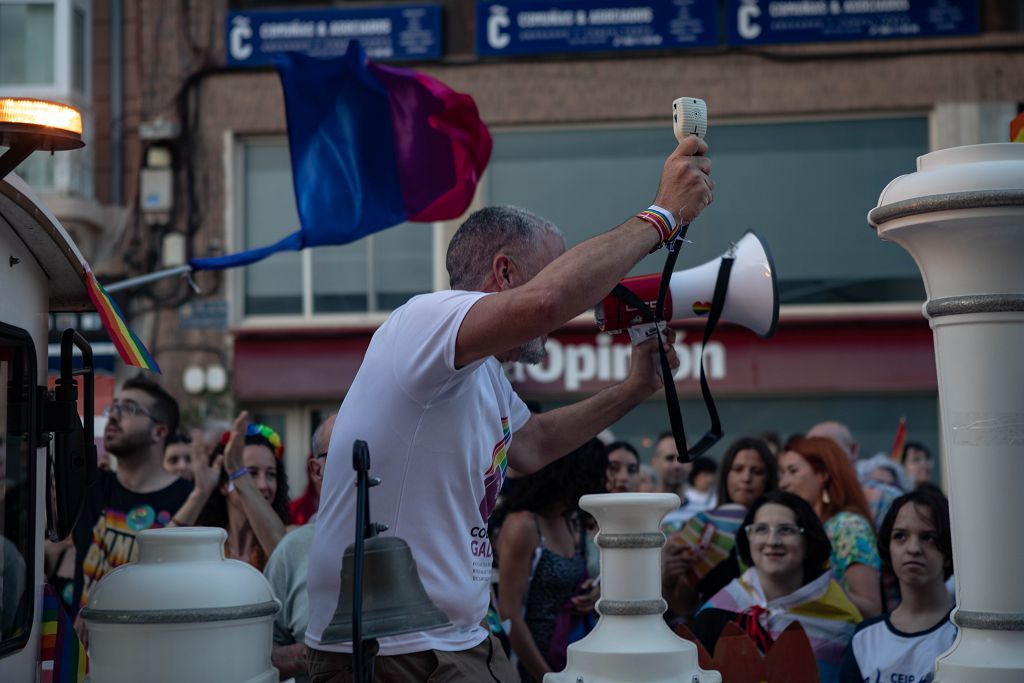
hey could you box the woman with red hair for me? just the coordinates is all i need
[779,436,882,617]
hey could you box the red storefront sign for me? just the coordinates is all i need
[233,312,936,401]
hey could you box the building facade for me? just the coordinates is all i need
[16,0,1022,490]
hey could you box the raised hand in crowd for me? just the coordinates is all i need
[166,428,222,527]
[211,411,289,565]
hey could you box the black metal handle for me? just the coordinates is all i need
[58,328,94,447]
[45,328,97,541]
[351,439,378,683]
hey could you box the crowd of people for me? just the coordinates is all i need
[46,370,952,683]
[484,422,952,683]
[43,139,956,683]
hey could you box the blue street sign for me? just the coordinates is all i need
[476,1,718,57]
[726,0,980,45]
[225,4,442,66]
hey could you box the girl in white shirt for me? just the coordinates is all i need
[839,485,956,683]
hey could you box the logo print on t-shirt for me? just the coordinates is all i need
[82,506,168,607]
[126,504,156,532]
[478,417,511,522]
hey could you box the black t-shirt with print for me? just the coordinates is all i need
[71,469,193,615]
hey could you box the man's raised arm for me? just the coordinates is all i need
[454,136,712,368]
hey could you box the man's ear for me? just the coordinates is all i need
[492,253,515,290]
[152,422,169,446]
[309,457,325,483]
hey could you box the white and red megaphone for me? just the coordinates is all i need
[595,230,779,338]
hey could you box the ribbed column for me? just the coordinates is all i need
[869,142,1024,682]
[545,493,720,683]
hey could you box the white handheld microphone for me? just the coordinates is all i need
[672,97,707,142]
[622,99,709,349]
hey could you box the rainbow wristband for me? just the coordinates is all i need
[636,204,677,250]
[227,466,249,493]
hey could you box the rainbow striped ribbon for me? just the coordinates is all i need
[84,270,161,373]
[40,584,88,682]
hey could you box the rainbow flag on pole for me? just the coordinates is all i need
[1011,112,1024,142]
[40,584,88,682]
[890,416,907,461]
[85,270,160,373]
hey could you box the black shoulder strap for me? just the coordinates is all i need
[610,228,731,462]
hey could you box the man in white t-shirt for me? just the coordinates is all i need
[305,136,714,682]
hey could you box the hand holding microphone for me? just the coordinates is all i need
[654,97,714,226]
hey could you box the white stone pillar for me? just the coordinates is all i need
[545,493,721,683]
[869,142,1024,681]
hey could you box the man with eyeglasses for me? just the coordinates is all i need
[71,375,196,627]
[264,412,336,683]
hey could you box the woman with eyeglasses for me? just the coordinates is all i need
[779,436,883,618]
[689,491,862,683]
[194,412,290,570]
[662,437,777,620]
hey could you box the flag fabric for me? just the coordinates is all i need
[890,416,907,461]
[190,42,491,271]
[40,583,88,682]
[1012,112,1024,142]
[702,568,860,683]
[85,270,161,373]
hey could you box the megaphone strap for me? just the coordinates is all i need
[661,243,733,462]
[687,254,734,459]
[609,228,733,463]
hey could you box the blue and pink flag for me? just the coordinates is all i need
[191,42,491,271]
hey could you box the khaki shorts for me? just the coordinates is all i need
[307,634,519,683]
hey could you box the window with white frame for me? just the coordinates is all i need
[0,2,55,86]
[1,0,92,195]
[238,139,435,317]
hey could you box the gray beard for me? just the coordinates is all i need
[518,337,547,365]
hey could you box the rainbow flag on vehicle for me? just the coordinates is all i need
[39,583,88,682]
[85,269,160,373]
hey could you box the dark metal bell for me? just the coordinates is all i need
[320,535,451,644]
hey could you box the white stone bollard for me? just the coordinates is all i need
[545,493,721,683]
[81,527,279,683]
[869,142,1024,681]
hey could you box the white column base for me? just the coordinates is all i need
[545,615,717,683]
[936,625,1024,683]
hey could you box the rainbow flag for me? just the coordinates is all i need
[890,416,907,461]
[40,584,88,682]
[1012,112,1024,142]
[85,270,160,373]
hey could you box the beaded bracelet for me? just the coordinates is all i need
[227,466,249,493]
[635,204,678,250]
